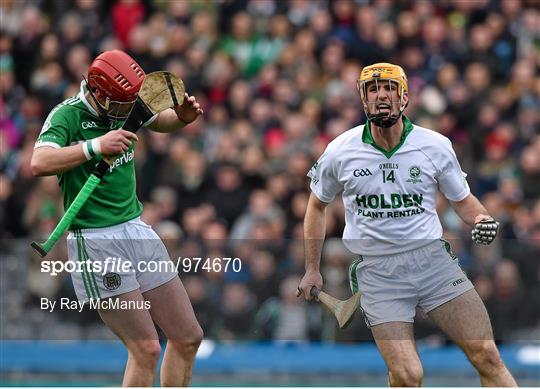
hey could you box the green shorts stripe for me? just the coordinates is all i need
[440,238,458,260]
[349,256,371,327]
[75,230,93,300]
[440,238,468,277]
[349,256,362,293]
[79,232,101,299]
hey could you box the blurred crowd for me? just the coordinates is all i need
[1,0,539,342]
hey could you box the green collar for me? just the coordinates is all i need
[362,115,414,158]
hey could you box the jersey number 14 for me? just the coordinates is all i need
[382,170,396,183]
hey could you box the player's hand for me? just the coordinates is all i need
[472,214,499,245]
[99,129,138,156]
[174,93,203,125]
[296,270,323,301]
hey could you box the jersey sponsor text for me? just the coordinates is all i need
[355,193,424,209]
[109,150,134,172]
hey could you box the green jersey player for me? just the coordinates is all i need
[31,50,204,386]
[298,63,517,387]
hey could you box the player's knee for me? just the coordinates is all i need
[186,326,204,353]
[129,340,162,368]
[192,325,204,346]
[389,363,423,387]
[141,341,162,365]
[467,341,504,372]
[184,324,204,349]
[170,325,204,356]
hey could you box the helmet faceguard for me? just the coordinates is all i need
[357,63,408,128]
[87,50,145,121]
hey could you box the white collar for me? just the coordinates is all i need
[78,80,100,117]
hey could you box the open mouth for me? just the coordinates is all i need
[377,104,391,111]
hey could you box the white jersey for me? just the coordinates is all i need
[308,116,470,256]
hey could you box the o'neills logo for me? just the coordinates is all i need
[109,150,134,172]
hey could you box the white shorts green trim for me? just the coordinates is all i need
[349,239,474,327]
[67,217,178,303]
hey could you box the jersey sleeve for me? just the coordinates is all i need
[437,138,470,202]
[307,146,342,203]
[35,108,69,149]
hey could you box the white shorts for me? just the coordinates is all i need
[349,239,474,327]
[67,217,177,302]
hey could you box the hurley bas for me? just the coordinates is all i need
[41,297,151,313]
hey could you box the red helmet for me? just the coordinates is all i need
[87,50,145,119]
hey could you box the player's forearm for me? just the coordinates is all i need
[451,194,490,227]
[148,109,187,133]
[31,145,88,176]
[304,194,328,272]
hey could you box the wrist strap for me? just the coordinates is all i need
[91,138,101,155]
[82,138,102,160]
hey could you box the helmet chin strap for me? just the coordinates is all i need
[367,110,402,128]
[365,100,405,128]
[83,76,111,122]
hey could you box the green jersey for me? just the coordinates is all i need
[35,81,152,229]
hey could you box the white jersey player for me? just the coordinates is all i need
[298,63,517,387]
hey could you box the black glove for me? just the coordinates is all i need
[472,217,499,245]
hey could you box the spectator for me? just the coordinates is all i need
[111,0,146,48]
[487,260,530,340]
[255,275,322,340]
[217,282,257,340]
[205,163,250,226]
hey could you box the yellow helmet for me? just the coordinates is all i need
[357,62,408,127]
